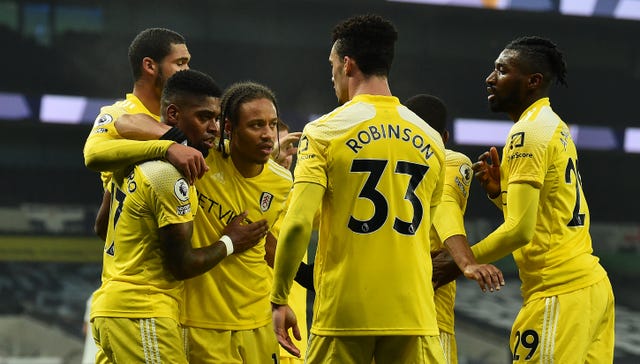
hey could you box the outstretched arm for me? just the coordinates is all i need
[444,234,504,292]
[432,199,504,292]
[471,182,539,263]
[271,182,324,357]
[265,232,315,290]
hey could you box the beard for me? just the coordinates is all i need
[488,98,501,113]
[154,68,168,98]
[488,92,520,114]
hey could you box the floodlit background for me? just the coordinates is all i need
[1,0,638,363]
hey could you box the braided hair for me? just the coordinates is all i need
[217,81,279,158]
[505,36,568,87]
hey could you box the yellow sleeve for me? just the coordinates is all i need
[84,139,174,172]
[471,182,539,263]
[433,153,471,241]
[271,182,324,305]
[83,117,174,172]
[433,200,465,242]
[312,205,321,230]
[489,193,504,210]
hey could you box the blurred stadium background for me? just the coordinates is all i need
[0,0,638,363]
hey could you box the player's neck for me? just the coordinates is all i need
[230,152,264,178]
[350,75,392,99]
[511,94,548,122]
[132,82,161,116]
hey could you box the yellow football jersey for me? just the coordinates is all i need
[83,93,171,188]
[91,160,198,322]
[295,94,445,336]
[182,152,293,330]
[499,98,606,303]
[430,149,473,335]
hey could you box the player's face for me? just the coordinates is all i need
[229,98,278,166]
[176,96,220,157]
[155,43,191,94]
[485,49,529,116]
[329,42,349,105]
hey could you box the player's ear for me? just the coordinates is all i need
[344,56,355,76]
[528,72,543,90]
[166,104,179,126]
[224,118,232,134]
[142,57,156,76]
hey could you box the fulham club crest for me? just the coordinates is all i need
[260,192,273,212]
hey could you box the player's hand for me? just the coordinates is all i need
[461,263,505,292]
[431,249,462,290]
[222,212,268,254]
[166,144,209,185]
[472,146,501,198]
[272,132,302,167]
[272,303,301,357]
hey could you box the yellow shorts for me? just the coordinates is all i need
[307,334,446,364]
[439,331,457,364]
[510,276,615,363]
[185,323,280,364]
[92,316,187,364]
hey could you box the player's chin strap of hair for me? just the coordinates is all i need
[160,126,187,144]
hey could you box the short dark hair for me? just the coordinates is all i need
[161,69,222,110]
[128,28,186,81]
[218,81,279,157]
[331,14,398,77]
[505,36,568,87]
[404,94,448,135]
